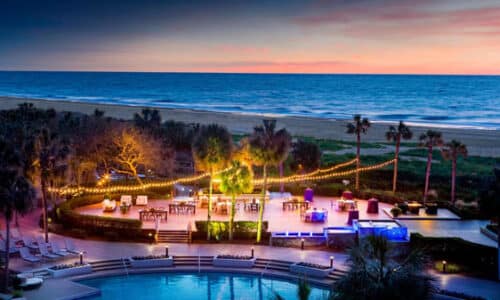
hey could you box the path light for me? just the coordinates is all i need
[330,256,334,268]
[251,247,254,258]
[79,252,84,265]
[301,238,305,250]
[442,260,447,273]
[165,246,169,257]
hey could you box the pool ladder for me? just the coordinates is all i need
[122,257,129,277]
[261,261,270,277]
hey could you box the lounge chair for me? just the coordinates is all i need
[136,195,148,205]
[50,242,71,257]
[0,239,18,254]
[64,239,84,254]
[35,237,49,249]
[23,236,38,250]
[121,195,133,205]
[38,243,59,260]
[17,273,43,290]
[19,247,41,263]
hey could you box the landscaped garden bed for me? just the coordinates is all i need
[129,255,173,268]
[289,262,333,278]
[47,263,93,278]
[213,255,256,268]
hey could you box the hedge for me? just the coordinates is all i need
[410,233,497,278]
[57,194,144,240]
[194,221,269,241]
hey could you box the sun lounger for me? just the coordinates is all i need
[136,195,148,205]
[64,239,84,254]
[19,247,41,263]
[23,237,38,250]
[50,242,71,257]
[38,243,59,259]
[17,273,43,290]
[0,239,18,254]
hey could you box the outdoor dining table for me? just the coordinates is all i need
[282,200,310,211]
[407,202,422,215]
[139,208,168,222]
[244,200,260,212]
[303,208,328,223]
[168,203,196,215]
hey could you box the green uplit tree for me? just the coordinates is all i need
[385,121,413,193]
[192,124,232,240]
[346,115,370,190]
[249,119,291,243]
[219,161,253,240]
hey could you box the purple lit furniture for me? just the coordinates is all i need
[347,210,359,225]
[304,188,314,202]
[304,208,327,223]
[366,198,379,214]
[341,190,353,200]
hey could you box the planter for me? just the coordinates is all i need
[47,264,92,278]
[290,263,333,278]
[213,256,256,268]
[129,256,173,268]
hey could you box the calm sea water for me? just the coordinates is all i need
[80,272,330,300]
[0,71,499,129]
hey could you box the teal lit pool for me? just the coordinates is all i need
[79,272,331,300]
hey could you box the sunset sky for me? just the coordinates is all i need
[1,0,499,74]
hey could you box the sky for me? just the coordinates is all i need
[1,0,499,74]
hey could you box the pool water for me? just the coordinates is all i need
[79,272,331,300]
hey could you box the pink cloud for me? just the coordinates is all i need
[213,45,270,55]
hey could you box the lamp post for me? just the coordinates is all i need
[301,238,305,250]
[330,256,334,268]
[251,247,254,258]
[79,252,84,265]
[442,260,447,273]
[166,246,169,258]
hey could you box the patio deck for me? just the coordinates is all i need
[75,195,394,232]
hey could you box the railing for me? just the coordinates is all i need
[121,257,129,277]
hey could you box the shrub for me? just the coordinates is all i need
[194,221,269,241]
[390,206,402,217]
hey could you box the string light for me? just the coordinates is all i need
[49,159,394,195]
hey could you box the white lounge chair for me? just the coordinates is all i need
[23,236,38,250]
[121,195,133,206]
[135,195,148,206]
[19,247,41,263]
[0,239,18,254]
[50,242,71,257]
[17,273,43,289]
[38,243,59,260]
[64,239,84,254]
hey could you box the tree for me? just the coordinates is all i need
[419,130,443,204]
[109,126,171,184]
[385,121,413,193]
[441,140,468,204]
[192,124,232,240]
[346,115,370,190]
[0,140,35,292]
[273,278,312,300]
[35,128,69,243]
[219,161,253,240]
[248,119,291,243]
[290,140,322,172]
[331,236,436,300]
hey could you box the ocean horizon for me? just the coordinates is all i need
[1,71,499,130]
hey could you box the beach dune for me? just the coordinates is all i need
[1,97,499,157]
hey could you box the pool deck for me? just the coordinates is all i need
[382,207,461,220]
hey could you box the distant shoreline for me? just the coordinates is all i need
[1,96,499,157]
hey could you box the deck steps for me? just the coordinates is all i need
[157,230,190,243]
[89,259,130,272]
[173,255,213,266]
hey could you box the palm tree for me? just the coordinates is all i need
[346,115,370,190]
[36,128,69,243]
[386,121,413,193]
[441,140,468,204]
[0,141,35,292]
[331,235,436,300]
[219,161,253,240]
[248,119,291,243]
[192,124,232,240]
[273,278,312,300]
[419,130,443,204]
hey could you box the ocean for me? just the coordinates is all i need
[0,71,499,130]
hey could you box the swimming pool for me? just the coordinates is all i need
[79,272,331,300]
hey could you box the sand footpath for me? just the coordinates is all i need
[1,97,499,157]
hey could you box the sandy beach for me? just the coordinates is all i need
[1,96,499,157]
